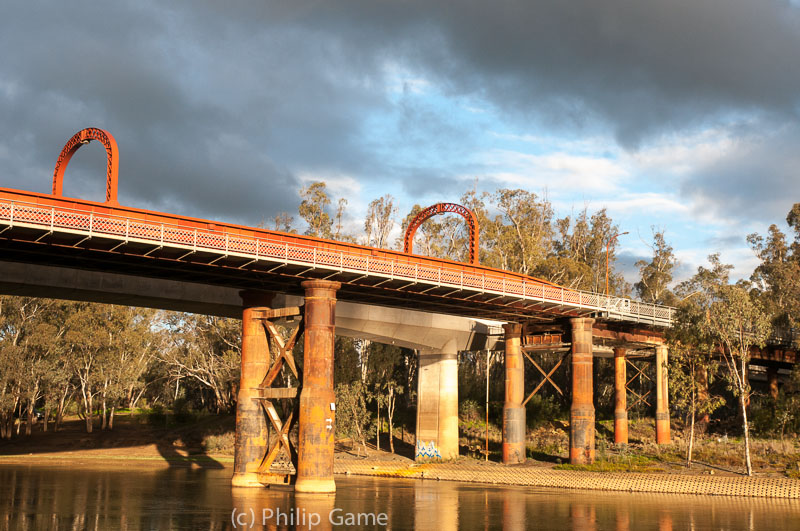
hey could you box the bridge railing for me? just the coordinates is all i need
[0,197,674,326]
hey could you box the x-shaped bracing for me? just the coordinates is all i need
[625,358,652,410]
[254,308,304,484]
[522,350,568,406]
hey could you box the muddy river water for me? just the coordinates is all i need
[1,464,799,530]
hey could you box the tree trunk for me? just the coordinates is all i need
[740,380,753,476]
[376,401,380,451]
[42,405,48,433]
[687,384,695,467]
[388,387,396,454]
[26,400,34,436]
[109,406,115,430]
[56,385,70,432]
[82,383,94,434]
[101,380,108,430]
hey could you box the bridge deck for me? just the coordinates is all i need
[0,189,674,325]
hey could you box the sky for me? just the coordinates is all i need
[2,1,800,288]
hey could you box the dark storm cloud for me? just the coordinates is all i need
[0,2,390,224]
[238,0,800,145]
[2,1,800,224]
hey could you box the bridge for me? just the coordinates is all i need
[0,128,678,492]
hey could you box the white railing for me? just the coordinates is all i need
[0,198,674,326]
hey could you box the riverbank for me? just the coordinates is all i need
[2,450,799,499]
[2,414,799,499]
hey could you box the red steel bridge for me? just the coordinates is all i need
[0,128,677,492]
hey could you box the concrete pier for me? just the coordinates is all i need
[570,317,595,465]
[613,347,628,445]
[295,280,340,493]
[416,339,459,460]
[232,290,273,487]
[502,323,525,464]
[655,345,670,444]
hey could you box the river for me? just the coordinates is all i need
[1,463,798,530]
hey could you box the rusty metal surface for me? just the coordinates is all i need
[52,128,119,205]
[295,280,339,493]
[569,318,595,465]
[655,345,671,444]
[403,202,480,265]
[232,291,273,487]
[253,312,304,485]
[502,323,525,464]
[613,347,628,445]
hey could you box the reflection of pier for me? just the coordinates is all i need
[2,465,799,529]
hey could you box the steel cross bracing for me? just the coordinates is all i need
[0,190,674,325]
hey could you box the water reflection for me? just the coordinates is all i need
[1,464,799,530]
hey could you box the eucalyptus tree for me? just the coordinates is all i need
[635,229,678,305]
[703,284,770,476]
[364,194,397,249]
[158,313,241,413]
[299,181,333,238]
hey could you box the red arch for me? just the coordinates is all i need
[403,203,480,265]
[52,128,119,205]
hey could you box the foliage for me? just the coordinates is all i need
[635,229,678,305]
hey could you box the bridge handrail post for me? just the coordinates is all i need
[9,202,14,225]
[313,247,317,266]
[460,270,463,289]
[415,263,418,281]
[89,213,93,237]
[341,251,344,273]
[160,224,164,246]
[224,234,229,254]
[50,207,54,232]
[194,229,198,252]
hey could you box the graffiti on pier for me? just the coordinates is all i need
[416,440,442,459]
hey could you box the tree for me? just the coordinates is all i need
[158,313,241,414]
[484,189,553,275]
[635,229,678,305]
[667,299,724,466]
[335,380,371,456]
[298,181,333,238]
[748,221,800,328]
[703,284,770,476]
[364,195,397,249]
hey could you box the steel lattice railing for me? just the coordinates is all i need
[0,198,675,326]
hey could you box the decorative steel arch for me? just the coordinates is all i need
[52,128,119,205]
[403,202,480,265]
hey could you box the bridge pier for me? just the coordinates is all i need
[232,290,274,488]
[655,345,671,444]
[295,280,340,493]
[570,317,595,465]
[613,347,628,445]
[502,323,526,464]
[416,339,459,460]
[768,365,780,399]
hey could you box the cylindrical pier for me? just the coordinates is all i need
[613,347,628,445]
[655,345,671,444]
[502,323,525,464]
[295,280,340,493]
[570,317,595,465]
[232,290,273,487]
